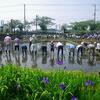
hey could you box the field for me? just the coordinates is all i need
[0,64,100,100]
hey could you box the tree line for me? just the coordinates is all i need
[0,15,100,36]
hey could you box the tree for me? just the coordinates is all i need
[9,19,18,33]
[17,23,24,32]
[2,24,10,33]
[8,19,24,33]
[25,21,31,32]
[61,24,68,33]
[70,20,100,36]
[33,16,55,31]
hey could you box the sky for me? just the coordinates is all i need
[0,0,100,25]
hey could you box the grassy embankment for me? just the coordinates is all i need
[0,64,100,100]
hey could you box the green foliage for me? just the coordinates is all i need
[0,64,100,100]
[0,19,24,34]
[61,24,68,33]
[70,20,100,35]
[34,16,55,31]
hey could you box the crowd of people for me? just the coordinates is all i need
[0,34,63,57]
[0,34,100,59]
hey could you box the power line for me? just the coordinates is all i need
[0,4,23,8]
[27,3,100,6]
[0,3,100,8]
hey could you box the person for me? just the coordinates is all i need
[81,42,88,47]
[30,43,37,55]
[96,43,100,52]
[87,43,95,56]
[76,44,84,56]
[53,35,56,39]
[29,36,33,48]
[56,42,63,56]
[21,44,27,56]
[41,41,47,55]
[50,41,54,53]
[30,35,37,55]
[66,43,76,57]
[0,44,2,54]
[14,37,20,51]
[4,33,12,55]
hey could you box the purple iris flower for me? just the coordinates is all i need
[42,77,49,84]
[57,60,63,65]
[85,80,94,86]
[59,83,66,90]
[71,96,77,100]
[85,81,89,86]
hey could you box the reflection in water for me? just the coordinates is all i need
[77,55,83,65]
[0,42,100,72]
[31,51,37,61]
[68,54,75,64]
[15,52,20,66]
[69,48,75,57]
[31,53,37,68]
[42,54,47,64]
[5,54,12,63]
[88,55,96,66]
[50,53,55,67]
[22,53,27,63]
[88,47,95,56]
[57,55,63,65]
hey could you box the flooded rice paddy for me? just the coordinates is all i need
[0,42,100,72]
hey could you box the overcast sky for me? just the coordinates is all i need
[0,0,100,25]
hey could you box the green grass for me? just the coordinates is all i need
[0,64,100,100]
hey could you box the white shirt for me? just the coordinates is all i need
[56,42,63,47]
[29,37,33,42]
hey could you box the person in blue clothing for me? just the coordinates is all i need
[21,44,27,56]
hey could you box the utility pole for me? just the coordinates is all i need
[93,4,96,32]
[24,4,26,31]
[94,4,96,24]
[36,15,38,31]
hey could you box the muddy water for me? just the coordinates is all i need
[0,43,100,72]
